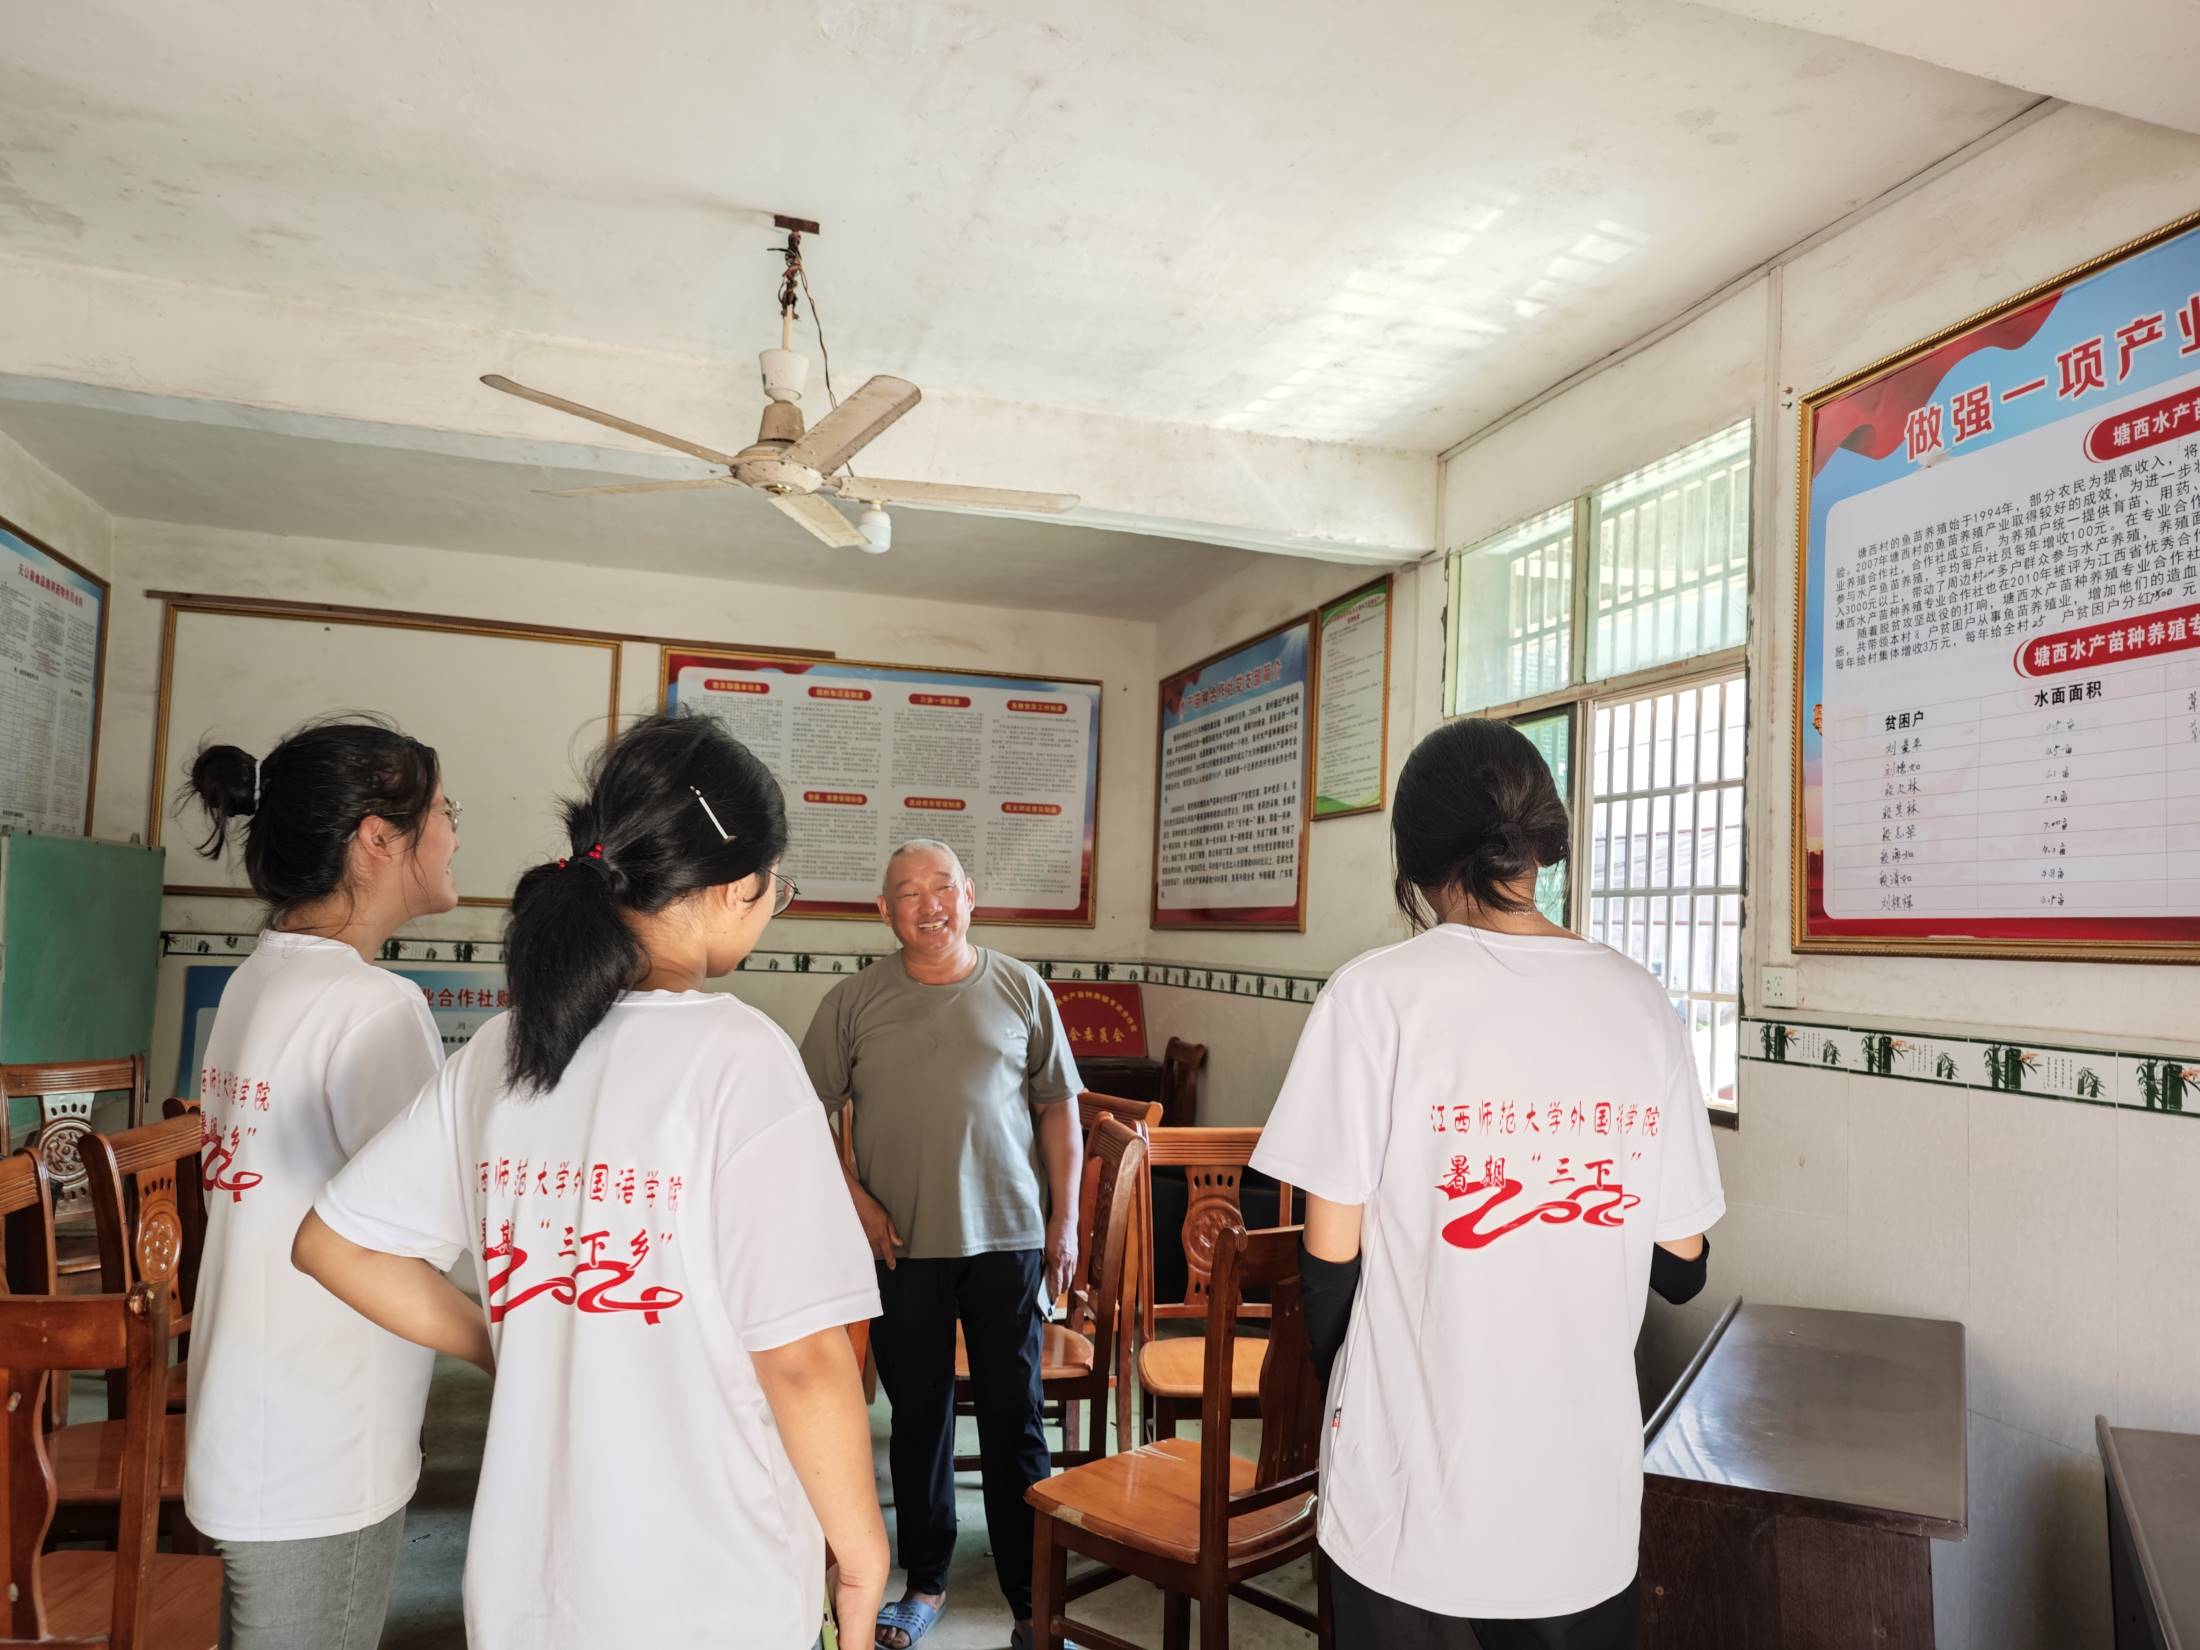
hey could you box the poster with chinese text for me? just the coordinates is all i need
[662,650,1101,926]
[0,516,106,836]
[1152,615,1313,930]
[1796,211,2200,959]
[1313,576,1392,820]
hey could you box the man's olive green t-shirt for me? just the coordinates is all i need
[799,948,1082,1261]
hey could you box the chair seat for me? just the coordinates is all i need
[956,1321,1096,1382]
[1027,1437,1314,1563]
[50,1413,188,1504]
[43,1548,221,1648]
[1138,1335,1265,1399]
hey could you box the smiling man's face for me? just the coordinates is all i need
[878,845,977,962]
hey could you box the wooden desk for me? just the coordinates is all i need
[2098,1415,2200,1649]
[1640,1301,1967,1650]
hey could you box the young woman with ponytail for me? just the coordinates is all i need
[178,719,459,1649]
[1251,718,1725,1650]
[293,712,888,1650]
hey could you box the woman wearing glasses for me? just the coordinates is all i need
[294,712,888,1650]
[180,718,462,1648]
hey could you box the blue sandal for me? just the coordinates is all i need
[874,1596,943,1649]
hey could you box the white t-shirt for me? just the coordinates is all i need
[1250,926,1725,1620]
[316,991,881,1650]
[184,930,445,1541]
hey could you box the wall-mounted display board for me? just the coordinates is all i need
[0,516,107,835]
[1795,210,2200,961]
[662,649,1101,926]
[151,595,621,908]
[1152,614,1313,931]
[1312,574,1393,820]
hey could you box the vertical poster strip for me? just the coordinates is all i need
[1313,575,1394,821]
[661,649,1102,927]
[1795,210,2200,960]
[0,515,108,836]
[1152,614,1315,931]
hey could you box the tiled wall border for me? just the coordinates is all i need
[159,932,1328,1002]
[1741,1016,2199,1117]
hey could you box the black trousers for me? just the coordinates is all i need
[872,1249,1050,1619]
[1329,1554,1640,1650]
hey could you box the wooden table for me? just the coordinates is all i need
[2098,1415,2200,1648]
[1639,1301,1968,1649]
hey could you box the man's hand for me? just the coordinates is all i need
[1044,1213,1079,1303]
[851,1184,904,1270]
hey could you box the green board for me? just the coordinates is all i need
[0,830,165,1065]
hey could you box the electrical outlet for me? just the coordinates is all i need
[1757,965,1799,1010]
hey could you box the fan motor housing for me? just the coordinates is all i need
[733,448,824,495]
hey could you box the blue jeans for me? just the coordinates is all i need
[211,1505,407,1650]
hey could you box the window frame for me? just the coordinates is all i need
[1444,420,1756,1126]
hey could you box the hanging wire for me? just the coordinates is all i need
[795,262,840,415]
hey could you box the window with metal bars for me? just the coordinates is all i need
[1450,420,1754,1117]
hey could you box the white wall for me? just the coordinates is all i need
[0,424,113,577]
[1431,103,2200,1650]
[103,517,1163,1049]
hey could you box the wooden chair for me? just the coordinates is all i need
[0,1144,191,1543]
[0,1281,219,1648]
[0,1059,149,1303]
[82,1117,206,1420]
[1029,1221,1326,1650]
[954,1120,1149,1472]
[1158,1039,1206,1129]
[1138,1128,1295,1443]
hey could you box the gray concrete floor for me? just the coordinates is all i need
[380,1357,1319,1648]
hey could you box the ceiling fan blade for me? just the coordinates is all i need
[537,478,735,498]
[783,375,921,476]
[482,374,744,467]
[769,490,866,550]
[834,477,1079,514]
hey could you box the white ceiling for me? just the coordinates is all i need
[1683,0,2200,139]
[1,0,2037,455]
[0,389,1271,618]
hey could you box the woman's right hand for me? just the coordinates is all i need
[851,1186,904,1270]
[832,1538,889,1650]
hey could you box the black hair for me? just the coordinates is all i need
[1391,718,1570,930]
[503,711,789,1093]
[183,717,442,925]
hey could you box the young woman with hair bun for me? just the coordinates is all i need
[1252,718,1725,1650]
[178,717,460,1648]
[294,711,888,1650]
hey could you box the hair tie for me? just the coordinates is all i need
[252,756,262,808]
[557,844,606,872]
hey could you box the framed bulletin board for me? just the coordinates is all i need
[1794,209,2200,961]
[1152,613,1314,931]
[1312,574,1393,821]
[151,595,622,908]
[0,515,108,836]
[661,648,1102,926]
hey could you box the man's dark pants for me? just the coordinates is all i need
[872,1249,1051,1619]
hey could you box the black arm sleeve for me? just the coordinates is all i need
[1299,1239,1362,1386]
[1649,1234,1710,1305]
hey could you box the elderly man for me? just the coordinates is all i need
[801,839,1083,1650]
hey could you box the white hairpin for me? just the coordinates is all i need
[252,757,262,806]
[691,787,734,842]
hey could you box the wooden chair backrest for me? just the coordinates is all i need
[1077,1091,1163,1137]
[81,1117,204,1418]
[0,1152,56,1299]
[1159,1037,1206,1127]
[0,1057,148,1203]
[0,1284,173,1649]
[1141,1127,1295,1338]
[1198,1223,1320,1559]
[1060,1122,1147,1378]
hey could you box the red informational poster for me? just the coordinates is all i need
[1795,211,2200,960]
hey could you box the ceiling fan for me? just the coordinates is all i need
[483,216,1078,554]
